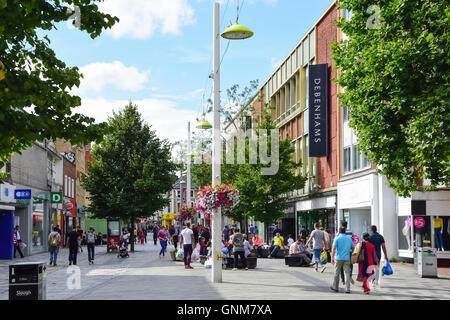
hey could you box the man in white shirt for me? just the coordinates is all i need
[180,222,196,269]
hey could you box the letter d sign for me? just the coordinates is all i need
[51,192,63,204]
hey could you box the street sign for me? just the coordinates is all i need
[14,189,32,200]
[51,192,63,204]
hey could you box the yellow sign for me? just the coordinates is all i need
[217,253,222,261]
[0,61,5,81]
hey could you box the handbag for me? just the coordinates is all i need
[20,242,27,249]
[351,242,364,264]
[204,258,212,268]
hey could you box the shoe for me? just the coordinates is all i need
[341,281,345,286]
[350,278,355,285]
[330,286,338,292]
[245,267,248,270]
[345,290,351,294]
[232,268,237,271]
[364,290,370,294]
[320,266,326,273]
[54,264,57,267]
[92,261,94,264]
[188,266,194,269]
[69,262,72,266]
[50,261,52,265]
[267,256,271,259]
[185,266,189,269]
[315,267,318,272]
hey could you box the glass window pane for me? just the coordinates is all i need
[303,108,309,135]
[343,106,349,122]
[344,147,351,173]
[303,38,309,66]
[305,65,309,109]
[398,216,412,251]
[309,29,316,60]
[298,45,302,67]
[292,53,297,72]
[352,144,361,171]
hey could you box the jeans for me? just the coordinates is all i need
[313,249,322,265]
[183,244,193,266]
[270,245,280,257]
[49,246,59,264]
[14,243,24,258]
[87,243,95,262]
[254,246,263,257]
[69,246,78,265]
[159,240,166,256]
[234,251,247,268]
[435,228,444,250]
[333,260,351,292]
[341,263,353,282]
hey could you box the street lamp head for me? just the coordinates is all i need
[196,120,213,130]
[180,180,187,185]
[221,23,254,40]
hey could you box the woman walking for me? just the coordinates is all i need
[158,227,168,258]
[357,233,379,294]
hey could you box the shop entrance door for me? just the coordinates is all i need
[0,210,14,259]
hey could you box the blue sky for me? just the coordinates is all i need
[47,0,336,143]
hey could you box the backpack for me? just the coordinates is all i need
[87,231,96,244]
[49,233,60,247]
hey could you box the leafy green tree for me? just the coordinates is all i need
[82,103,178,252]
[225,110,306,226]
[332,0,450,197]
[0,0,119,181]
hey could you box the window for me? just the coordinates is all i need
[352,144,361,171]
[292,52,297,72]
[298,45,302,67]
[343,106,350,122]
[281,63,285,83]
[362,152,371,168]
[303,38,309,66]
[287,57,291,78]
[71,178,75,198]
[265,84,269,104]
[343,147,351,174]
[277,69,281,88]
[291,78,297,109]
[309,29,316,60]
[64,175,67,196]
[303,108,309,135]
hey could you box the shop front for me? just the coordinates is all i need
[398,190,450,264]
[296,193,336,238]
[0,183,16,259]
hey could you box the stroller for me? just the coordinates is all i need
[118,240,129,258]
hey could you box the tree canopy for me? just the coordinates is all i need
[82,103,178,249]
[0,0,119,180]
[332,0,450,197]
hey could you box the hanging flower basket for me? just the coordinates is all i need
[195,184,240,213]
[175,205,197,222]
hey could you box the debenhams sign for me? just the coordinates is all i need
[309,64,329,157]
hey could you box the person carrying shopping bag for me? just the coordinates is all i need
[357,233,379,294]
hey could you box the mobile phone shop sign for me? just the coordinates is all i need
[309,63,329,157]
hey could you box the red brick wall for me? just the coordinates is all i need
[63,157,76,200]
[316,4,338,189]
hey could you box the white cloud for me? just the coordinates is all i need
[75,98,201,143]
[74,61,150,96]
[99,0,196,40]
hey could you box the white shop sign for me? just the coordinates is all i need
[0,183,16,203]
[338,174,375,209]
[296,196,335,212]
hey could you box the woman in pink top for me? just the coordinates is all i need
[158,227,168,258]
[252,234,263,257]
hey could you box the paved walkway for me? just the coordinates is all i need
[1,240,450,300]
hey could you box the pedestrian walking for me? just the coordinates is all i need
[357,233,379,294]
[330,227,355,294]
[300,225,309,239]
[340,229,355,285]
[268,232,285,259]
[201,227,211,244]
[231,228,247,270]
[222,225,230,244]
[86,226,96,265]
[306,223,327,272]
[153,225,159,245]
[140,229,145,245]
[180,222,196,269]
[13,226,25,258]
[192,225,199,243]
[143,228,147,244]
[66,226,80,265]
[158,226,168,258]
[368,225,388,287]
[134,228,138,244]
[48,227,61,266]
[77,227,83,253]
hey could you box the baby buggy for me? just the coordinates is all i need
[118,240,129,258]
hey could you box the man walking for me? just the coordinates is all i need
[86,226,96,265]
[13,226,24,258]
[306,223,327,272]
[48,227,61,266]
[369,225,389,287]
[66,226,80,265]
[330,227,355,294]
[180,222,196,269]
[153,225,159,245]
[231,228,247,270]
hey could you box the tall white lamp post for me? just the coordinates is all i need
[211,1,253,284]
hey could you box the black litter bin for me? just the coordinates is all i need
[9,262,46,300]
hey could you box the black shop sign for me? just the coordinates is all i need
[309,64,329,157]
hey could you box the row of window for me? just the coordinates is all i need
[64,175,74,199]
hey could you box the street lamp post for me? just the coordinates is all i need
[211,1,253,284]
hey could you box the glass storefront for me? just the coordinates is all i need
[32,201,44,253]
[297,209,335,238]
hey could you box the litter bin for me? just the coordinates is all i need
[416,248,438,278]
[9,262,47,300]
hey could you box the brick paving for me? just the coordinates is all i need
[1,240,450,300]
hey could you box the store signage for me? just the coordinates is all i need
[407,216,412,228]
[414,217,425,229]
[14,189,32,200]
[64,199,76,217]
[309,63,329,157]
[51,192,63,204]
[32,213,43,221]
[0,183,16,203]
[60,152,75,163]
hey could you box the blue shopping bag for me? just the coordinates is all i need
[176,249,184,259]
[382,260,393,276]
[221,247,229,255]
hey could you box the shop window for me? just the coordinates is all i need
[413,216,432,248]
[398,216,412,251]
[343,106,350,122]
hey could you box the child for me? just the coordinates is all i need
[287,234,295,248]
[199,237,207,256]
[206,242,212,258]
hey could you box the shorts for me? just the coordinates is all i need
[313,249,322,264]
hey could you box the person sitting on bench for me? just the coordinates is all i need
[288,237,312,266]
